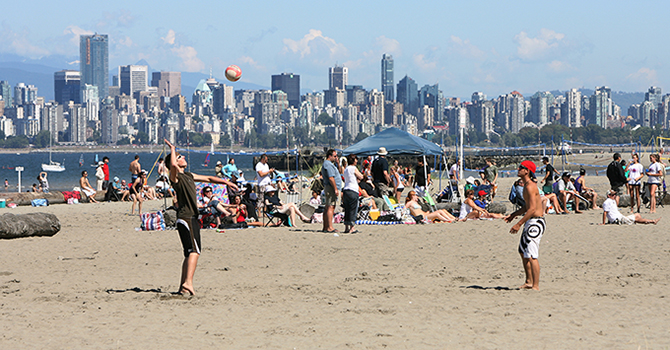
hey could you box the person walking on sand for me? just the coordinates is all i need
[164,138,233,296]
[102,156,110,190]
[504,160,545,290]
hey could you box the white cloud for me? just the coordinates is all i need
[514,29,565,61]
[282,29,348,60]
[171,45,205,72]
[162,29,176,45]
[239,55,265,71]
[547,60,573,72]
[0,24,50,58]
[413,53,437,70]
[626,68,658,86]
[449,36,485,59]
[375,36,401,56]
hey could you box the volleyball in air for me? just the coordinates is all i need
[225,65,242,82]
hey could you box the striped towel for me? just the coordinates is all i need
[356,220,415,225]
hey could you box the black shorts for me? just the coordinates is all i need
[177,217,201,257]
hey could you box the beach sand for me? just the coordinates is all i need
[1,174,669,349]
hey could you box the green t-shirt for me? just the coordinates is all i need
[485,165,498,183]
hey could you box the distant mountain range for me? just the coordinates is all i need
[0,55,646,113]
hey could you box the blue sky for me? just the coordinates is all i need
[1,0,668,99]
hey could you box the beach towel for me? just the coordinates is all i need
[31,198,48,207]
[195,182,229,205]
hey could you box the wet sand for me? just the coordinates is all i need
[1,174,669,348]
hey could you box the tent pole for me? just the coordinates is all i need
[423,154,428,195]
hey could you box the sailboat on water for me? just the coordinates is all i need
[202,142,214,167]
[41,132,65,172]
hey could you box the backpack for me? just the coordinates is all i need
[508,183,525,207]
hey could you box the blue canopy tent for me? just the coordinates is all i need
[343,127,445,195]
[342,127,443,156]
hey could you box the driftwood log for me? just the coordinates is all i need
[0,213,60,239]
[437,201,508,214]
[0,191,104,206]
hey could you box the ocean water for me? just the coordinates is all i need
[0,151,258,192]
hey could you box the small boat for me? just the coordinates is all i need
[42,132,65,172]
[79,154,84,167]
[91,154,99,167]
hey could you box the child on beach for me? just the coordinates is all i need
[504,160,545,290]
[164,139,238,296]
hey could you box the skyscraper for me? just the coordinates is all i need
[419,84,443,122]
[151,71,181,98]
[328,65,348,90]
[0,81,11,108]
[271,73,300,108]
[119,65,148,96]
[397,75,418,116]
[54,70,81,105]
[381,54,394,102]
[80,34,109,100]
[645,86,662,109]
[562,88,582,128]
[13,83,38,106]
[590,86,611,127]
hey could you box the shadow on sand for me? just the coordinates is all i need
[461,285,517,291]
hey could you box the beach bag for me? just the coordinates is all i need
[31,198,48,207]
[140,211,165,231]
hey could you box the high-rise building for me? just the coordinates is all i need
[468,100,494,134]
[119,65,148,96]
[471,92,486,103]
[345,85,366,106]
[562,88,582,128]
[419,84,443,122]
[212,84,234,115]
[14,83,38,106]
[590,86,611,128]
[529,91,553,126]
[80,34,109,100]
[271,73,300,108]
[381,54,394,102]
[81,84,99,121]
[54,70,81,105]
[397,75,418,117]
[151,71,181,98]
[645,86,662,109]
[329,65,348,90]
[0,81,12,108]
[68,103,87,143]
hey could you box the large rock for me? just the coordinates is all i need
[0,213,60,239]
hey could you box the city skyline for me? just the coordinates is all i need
[1,1,670,99]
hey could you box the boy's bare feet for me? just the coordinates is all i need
[519,284,534,289]
[652,218,660,224]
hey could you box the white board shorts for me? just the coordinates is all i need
[518,217,546,259]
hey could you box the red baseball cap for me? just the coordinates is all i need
[520,160,536,177]
[477,190,487,197]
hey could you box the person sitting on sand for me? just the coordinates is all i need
[264,185,311,226]
[574,168,600,210]
[555,172,582,214]
[601,190,659,225]
[79,170,98,203]
[459,189,505,221]
[405,190,456,223]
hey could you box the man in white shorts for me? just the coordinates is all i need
[504,160,544,290]
[601,190,659,225]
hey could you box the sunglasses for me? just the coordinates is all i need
[518,165,527,171]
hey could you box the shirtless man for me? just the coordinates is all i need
[504,160,545,290]
[129,155,141,183]
[79,170,98,203]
